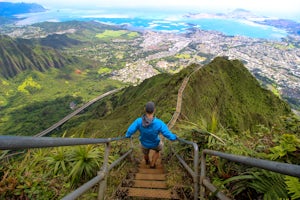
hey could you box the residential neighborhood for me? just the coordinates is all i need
[110,29,300,102]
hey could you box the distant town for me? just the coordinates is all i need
[108,29,300,104]
[1,20,299,109]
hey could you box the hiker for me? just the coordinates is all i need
[125,101,177,168]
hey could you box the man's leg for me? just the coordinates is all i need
[144,154,150,164]
[150,141,163,168]
[142,147,150,164]
[150,150,159,168]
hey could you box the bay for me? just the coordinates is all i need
[15,8,287,40]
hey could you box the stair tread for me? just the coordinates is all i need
[138,168,165,174]
[116,150,179,199]
[124,187,174,199]
[135,173,166,180]
[133,180,167,188]
[139,163,163,169]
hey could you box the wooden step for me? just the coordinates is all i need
[138,168,164,174]
[125,187,173,199]
[115,149,179,199]
[133,180,167,188]
[135,173,166,181]
[139,163,163,169]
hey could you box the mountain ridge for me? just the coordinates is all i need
[181,57,291,133]
[0,2,46,17]
[60,58,292,137]
[0,35,78,78]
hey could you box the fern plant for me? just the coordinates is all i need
[223,170,290,200]
[248,170,289,200]
[285,176,300,200]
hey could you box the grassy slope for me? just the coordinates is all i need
[0,66,125,136]
[61,58,292,138]
[181,57,291,132]
[61,67,193,138]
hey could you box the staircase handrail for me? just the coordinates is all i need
[0,135,125,150]
[34,88,122,137]
[172,137,199,200]
[200,149,300,200]
[0,135,133,200]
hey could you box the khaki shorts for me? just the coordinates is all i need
[141,141,163,155]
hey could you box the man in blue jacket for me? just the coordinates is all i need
[125,101,177,168]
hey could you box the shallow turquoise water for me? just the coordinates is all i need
[16,9,287,40]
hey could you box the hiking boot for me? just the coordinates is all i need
[145,159,150,165]
[150,164,156,169]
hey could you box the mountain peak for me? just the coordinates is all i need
[181,57,291,132]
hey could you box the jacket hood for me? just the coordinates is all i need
[142,114,154,127]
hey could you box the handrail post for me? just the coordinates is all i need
[129,137,134,161]
[98,142,110,200]
[175,138,200,200]
[193,143,199,200]
[200,151,206,200]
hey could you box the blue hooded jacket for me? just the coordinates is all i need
[125,115,177,148]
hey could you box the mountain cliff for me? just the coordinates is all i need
[62,57,291,137]
[0,2,46,25]
[0,35,77,78]
[0,2,46,17]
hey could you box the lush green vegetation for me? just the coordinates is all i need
[0,132,133,199]
[60,69,188,138]
[0,66,125,136]
[1,57,294,199]
[1,27,299,199]
[182,57,291,133]
[0,35,77,78]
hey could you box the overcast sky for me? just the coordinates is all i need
[3,0,300,19]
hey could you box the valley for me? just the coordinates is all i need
[0,20,300,136]
[0,3,299,200]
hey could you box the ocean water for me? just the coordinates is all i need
[15,8,287,40]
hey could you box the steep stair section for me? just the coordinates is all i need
[118,150,179,199]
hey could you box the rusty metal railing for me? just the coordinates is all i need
[0,135,133,200]
[200,149,300,200]
[172,137,199,200]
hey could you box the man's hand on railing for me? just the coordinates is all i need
[170,135,178,141]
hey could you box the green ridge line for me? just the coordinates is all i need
[34,88,122,137]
